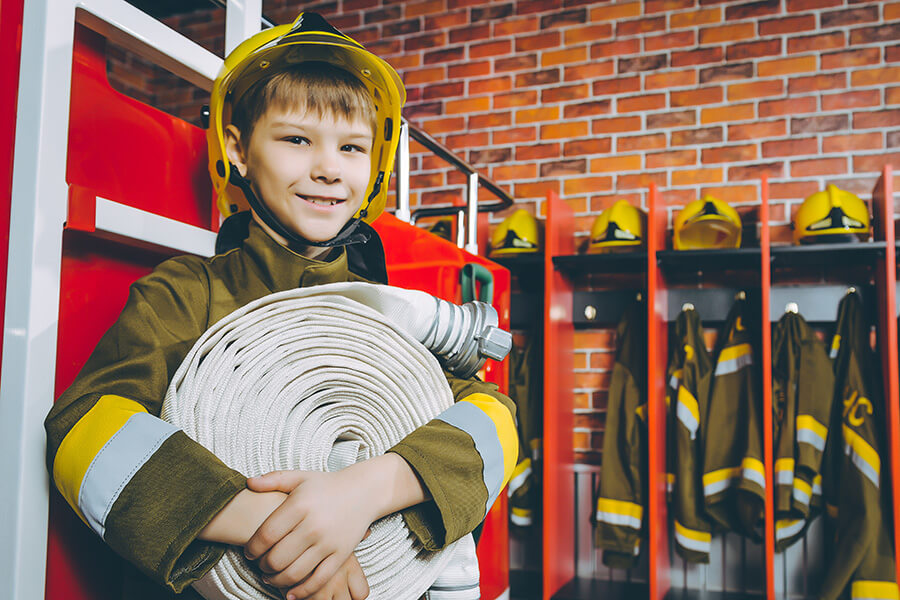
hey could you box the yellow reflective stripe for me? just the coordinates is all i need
[852,580,900,600]
[718,343,751,364]
[678,387,700,422]
[794,478,812,496]
[511,507,531,518]
[461,393,518,488]
[843,424,881,485]
[830,334,841,359]
[797,414,828,451]
[52,395,149,522]
[703,466,739,487]
[596,498,643,520]
[674,520,711,543]
[775,458,794,472]
[797,415,827,440]
[511,458,531,481]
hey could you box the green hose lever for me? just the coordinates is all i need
[460,263,494,304]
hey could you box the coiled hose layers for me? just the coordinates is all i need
[160,282,511,600]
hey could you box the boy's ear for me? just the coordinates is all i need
[224,124,249,178]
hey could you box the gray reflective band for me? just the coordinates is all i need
[437,401,505,514]
[78,413,178,538]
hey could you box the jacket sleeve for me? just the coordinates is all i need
[45,258,246,593]
[388,370,518,551]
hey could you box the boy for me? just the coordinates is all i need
[45,12,518,600]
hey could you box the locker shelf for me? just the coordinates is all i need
[657,248,761,272]
[769,241,886,268]
[550,577,648,600]
[552,251,647,275]
[492,253,545,270]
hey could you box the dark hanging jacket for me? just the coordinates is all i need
[507,331,542,528]
[669,307,714,563]
[702,298,765,541]
[593,299,646,567]
[771,310,834,551]
[818,292,898,600]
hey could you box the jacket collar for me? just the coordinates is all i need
[242,219,351,292]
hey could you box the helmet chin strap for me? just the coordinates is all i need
[224,161,381,248]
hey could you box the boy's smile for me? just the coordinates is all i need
[225,107,374,254]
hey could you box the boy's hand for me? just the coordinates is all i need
[282,552,369,600]
[245,453,428,596]
[245,468,376,595]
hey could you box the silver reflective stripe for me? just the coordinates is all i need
[674,530,710,554]
[845,443,880,488]
[507,464,531,496]
[776,519,805,541]
[595,511,641,530]
[797,428,826,452]
[437,401,505,514]
[793,486,810,507]
[669,374,679,389]
[704,477,733,497]
[78,412,178,538]
[775,469,794,486]
[742,467,767,490]
[510,512,532,527]
[714,352,752,376]
[676,401,699,440]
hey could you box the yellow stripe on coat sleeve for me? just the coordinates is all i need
[51,395,149,522]
[460,393,518,488]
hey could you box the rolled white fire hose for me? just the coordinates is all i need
[160,282,511,600]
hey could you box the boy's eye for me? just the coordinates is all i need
[341,144,368,153]
[283,136,310,145]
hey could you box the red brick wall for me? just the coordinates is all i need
[107,0,900,464]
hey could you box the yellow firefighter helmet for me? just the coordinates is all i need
[793,185,870,245]
[490,209,540,256]
[673,196,742,250]
[588,200,646,254]
[207,12,405,224]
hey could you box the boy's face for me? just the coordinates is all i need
[226,106,374,247]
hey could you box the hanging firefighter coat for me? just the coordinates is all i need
[593,299,646,568]
[669,307,714,563]
[770,310,834,551]
[702,298,766,541]
[507,331,542,528]
[818,292,898,600]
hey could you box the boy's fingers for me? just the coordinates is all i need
[264,544,326,588]
[247,470,309,492]
[256,528,314,574]
[286,553,343,599]
[347,560,369,600]
[245,504,307,560]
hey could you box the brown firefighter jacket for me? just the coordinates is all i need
[507,331,542,528]
[593,299,646,568]
[668,307,714,563]
[771,310,834,551]
[702,298,766,541]
[818,291,898,600]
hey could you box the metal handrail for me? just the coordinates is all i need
[396,119,514,253]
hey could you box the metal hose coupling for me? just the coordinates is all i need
[423,298,512,379]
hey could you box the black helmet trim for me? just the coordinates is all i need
[497,229,538,251]
[806,207,866,233]
[226,161,379,248]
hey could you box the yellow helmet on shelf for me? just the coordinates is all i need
[588,200,646,254]
[673,196,742,250]
[207,12,406,224]
[793,185,869,245]
[490,209,540,256]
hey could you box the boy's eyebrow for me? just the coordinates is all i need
[269,120,373,140]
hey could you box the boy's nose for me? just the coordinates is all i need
[310,150,341,183]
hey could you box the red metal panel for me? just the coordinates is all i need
[646,183,670,600]
[542,190,575,600]
[872,166,900,583]
[66,26,214,231]
[759,175,775,600]
[0,0,25,370]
